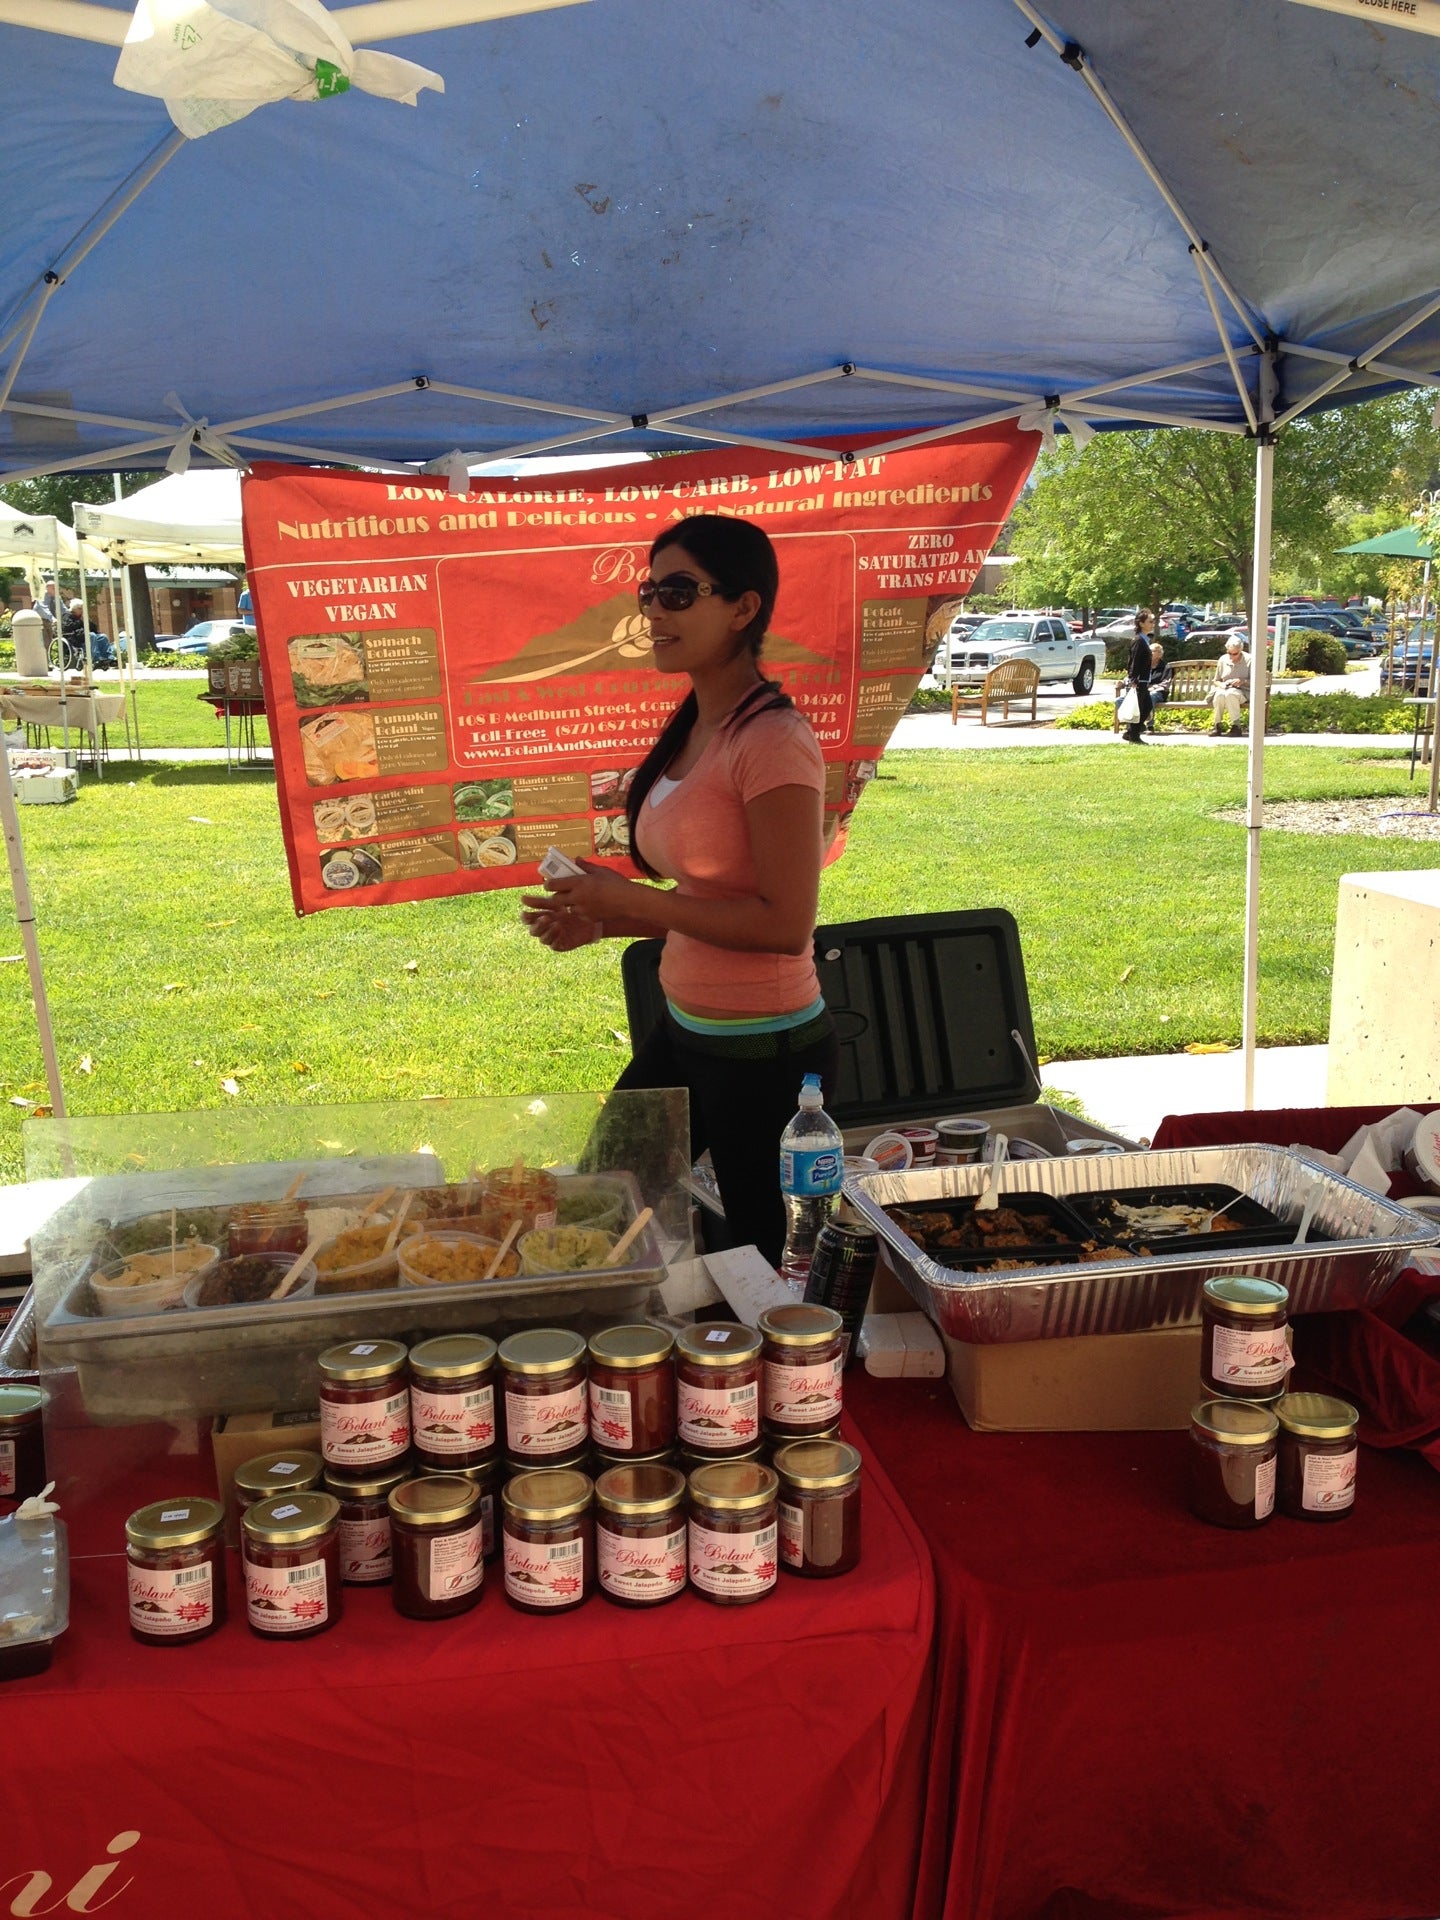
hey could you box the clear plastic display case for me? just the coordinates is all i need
[24,1091,690,1546]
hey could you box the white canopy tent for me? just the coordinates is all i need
[71,469,245,566]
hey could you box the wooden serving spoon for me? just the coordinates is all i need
[484,1218,521,1280]
[603,1206,654,1268]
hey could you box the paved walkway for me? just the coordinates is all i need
[887,713,1412,751]
[1042,1044,1329,1145]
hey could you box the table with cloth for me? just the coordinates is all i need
[1,684,126,769]
[0,1429,934,1920]
[837,1097,1440,1920]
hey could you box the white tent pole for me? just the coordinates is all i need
[115,534,142,754]
[1274,288,1440,430]
[1063,352,1237,404]
[1280,341,1440,389]
[0,734,65,1116]
[52,526,70,765]
[1190,247,1259,432]
[0,280,56,413]
[1242,433,1276,1109]
[3,399,172,433]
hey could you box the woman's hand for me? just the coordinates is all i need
[520,898,600,952]
[535,859,660,925]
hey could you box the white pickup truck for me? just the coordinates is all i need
[939,614,1106,696]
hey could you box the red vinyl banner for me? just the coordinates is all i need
[242,427,1037,914]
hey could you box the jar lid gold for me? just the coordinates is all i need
[323,1461,411,1501]
[688,1460,779,1512]
[1275,1392,1359,1440]
[409,1333,497,1379]
[772,1439,863,1490]
[757,1303,844,1348]
[503,1468,593,1522]
[675,1323,763,1369]
[419,1460,500,1486]
[126,1496,225,1552]
[1190,1400,1280,1447]
[388,1474,480,1529]
[242,1491,341,1547]
[234,1449,322,1498]
[594,1463,686,1516]
[317,1338,407,1382]
[1202,1276,1289,1317]
[498,1328,587,1376]
[588,1324,675,1370]
[0,1384,43,1426]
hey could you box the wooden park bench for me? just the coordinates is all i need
[951,657,1040,726]
[1118,657,1272,731]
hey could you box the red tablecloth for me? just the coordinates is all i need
[1,1445,934,1920]
[846,1370,1440,1920]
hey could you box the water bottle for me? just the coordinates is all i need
[778,1073,844,1295]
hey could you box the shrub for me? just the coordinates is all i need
[1055,693,1415,735]
[1287,631,1347,675]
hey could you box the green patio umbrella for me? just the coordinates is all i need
[1338,524,1437,809]
[1337,525,1435,558]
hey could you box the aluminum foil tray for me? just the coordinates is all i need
[845,1145,1440,1344]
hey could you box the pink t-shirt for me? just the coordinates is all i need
[635,705,826,1016]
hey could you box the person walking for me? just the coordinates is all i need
[1210,634,1250,735]
[1120,610,1155,744]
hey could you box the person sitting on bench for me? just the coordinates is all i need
[1210,635,1250,735]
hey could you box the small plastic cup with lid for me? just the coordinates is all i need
[1187,1400,1279,1529]
[1275,1392,1359,1522]
[126,1497,227,1646]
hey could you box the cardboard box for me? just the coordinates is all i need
[943,1323,1204,1432]
[212,1407,322,1543]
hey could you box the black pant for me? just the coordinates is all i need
[614,1012,839,1269]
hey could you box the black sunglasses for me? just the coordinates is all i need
[637,574,722,613]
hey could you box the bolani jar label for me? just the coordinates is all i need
[339,1516,392,1584]
[321,1389,410,1468]
[411,1383,495,1458]
[1253,1455,1276,1520]
[677,1379,759,1449]
[503,1532,586,1607]
[244,1558,329,1633]
[598,1524,686,1601]
[688,1519,778,1598]
[764,1356,843,1425]
[504,1382,587,1457]
[127,1562,215,1637]
[588,1381,634,1450]
[429,1522,484,1600]
[0,1437,14,1498]
[1210,1324,1292,1391]
[778,1501,806,1569]
[1303,1447,1357,1513]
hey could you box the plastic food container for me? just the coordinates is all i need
[0,1504,69,1682]
[311,1223,407,1295]
[517,1227,617,1275]
[555,1180,628,1234]
[182,1252,316,1311]
[92,1244,220,1317]
[398,1232,516,1289]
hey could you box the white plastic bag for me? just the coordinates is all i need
[114,0,442,138]
[1116,686,1141,724]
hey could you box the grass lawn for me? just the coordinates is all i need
[90,675,272,750]
[0,744,1433,1184]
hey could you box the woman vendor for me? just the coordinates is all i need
[520,515,836,1266]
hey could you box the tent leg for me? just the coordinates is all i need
[0,736,66,1117]
[1242,436,1275,1110]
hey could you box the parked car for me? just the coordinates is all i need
[1269,607,1379,656]
[1383,633,1435,691]
[155,618,252,657]
[944,614,1106,695]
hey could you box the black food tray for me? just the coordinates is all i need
[1066,1184,1293,1258]
[883,1192,1109,1271]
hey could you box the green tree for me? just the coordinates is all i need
[1008,391,1440,625]
[1,470,161,649]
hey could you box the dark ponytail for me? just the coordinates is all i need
[624,515,792,879]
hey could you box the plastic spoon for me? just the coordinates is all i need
[1292,1193,1319,1247]
[973,1134,1009,1213]
[603,1206,654,1267]
[484,1217,521,1280]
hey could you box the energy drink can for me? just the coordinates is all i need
[804,1210,879,1367]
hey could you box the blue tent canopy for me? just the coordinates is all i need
[1,0,1439,476]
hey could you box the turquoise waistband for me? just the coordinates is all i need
[666,995,826,1037]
